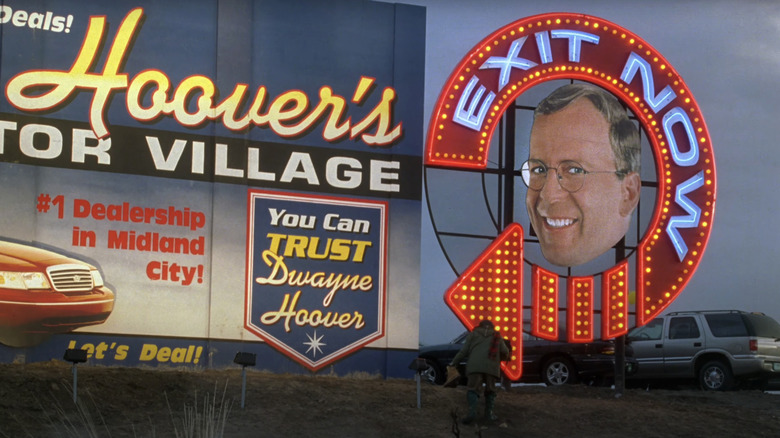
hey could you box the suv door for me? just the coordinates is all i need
[663,316,705,377]
[627,317,665,377]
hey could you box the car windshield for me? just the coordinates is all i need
[451,328,539,344]
[450,329,583,344]
[627,318,663,341]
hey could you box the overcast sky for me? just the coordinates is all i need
[397,0,780,345]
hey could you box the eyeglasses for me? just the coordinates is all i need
[520,159,626,193]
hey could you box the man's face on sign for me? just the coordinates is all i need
[525,98,640,267]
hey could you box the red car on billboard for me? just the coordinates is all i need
[0,240,115,347]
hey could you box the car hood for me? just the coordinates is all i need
[419,342,461,354]
[0,241,87,270]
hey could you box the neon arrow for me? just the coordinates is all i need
[443,223,524,380]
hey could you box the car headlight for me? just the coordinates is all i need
[0,271,51,290]
[90,269,104,288]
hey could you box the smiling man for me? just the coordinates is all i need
[523,83,641,267]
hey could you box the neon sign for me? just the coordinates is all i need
[425,13,716,380]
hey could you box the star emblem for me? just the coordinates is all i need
[304,331,326,357]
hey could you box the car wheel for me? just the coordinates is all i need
[699,360,733,391]
[420,358,444,385]
[542,356,577,386]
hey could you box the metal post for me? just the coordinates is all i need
[615,335,626,397]
[501,103,516,230]
[408,358,427,409]
[614,241,626,398]
[63,349,87,403]
[241,366,247,409]
[233,352,256,409]
[415,372,422,409]
[72,363,78,403]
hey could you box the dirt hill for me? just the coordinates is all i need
[2,361,780,437]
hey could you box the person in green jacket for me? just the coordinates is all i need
[449,319,510,424]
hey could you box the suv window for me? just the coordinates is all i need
[668,316,700,339]
[628,318,663,341]
[705,313,749,337]
[744,313,780,338]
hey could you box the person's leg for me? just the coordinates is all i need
[463,373,485,424]
[484,374,498,421]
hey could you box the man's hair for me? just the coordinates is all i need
[534,83,641,175]
[478,319,494,329]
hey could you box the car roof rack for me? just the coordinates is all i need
[666,310,748,316]
[664,310,769,317]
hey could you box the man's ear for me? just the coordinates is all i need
[619,172,641,217]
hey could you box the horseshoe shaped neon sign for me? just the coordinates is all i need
[424,13,716,380]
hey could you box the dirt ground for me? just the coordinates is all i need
[2,361,780,438]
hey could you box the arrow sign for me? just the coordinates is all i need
[443,223,524,380]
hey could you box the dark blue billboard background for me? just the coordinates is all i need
[0,0,424,378]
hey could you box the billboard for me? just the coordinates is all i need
[0,0,425,377]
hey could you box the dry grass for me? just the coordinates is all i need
[166,381,233,438]
[3,379,234,438]
[4,362,780,438]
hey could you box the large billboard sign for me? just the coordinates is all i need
[0,0,424,377]
[424,13,715,380]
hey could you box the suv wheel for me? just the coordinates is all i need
[420,358,444,385]
[542,356,577,386]
[699,360,733,391]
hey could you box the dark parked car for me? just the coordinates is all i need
[419,330,637,386]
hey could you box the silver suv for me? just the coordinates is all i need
[626,310,780,390]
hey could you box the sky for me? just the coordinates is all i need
[397,0,780,345]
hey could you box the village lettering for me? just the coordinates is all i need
[4,8,402,145]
